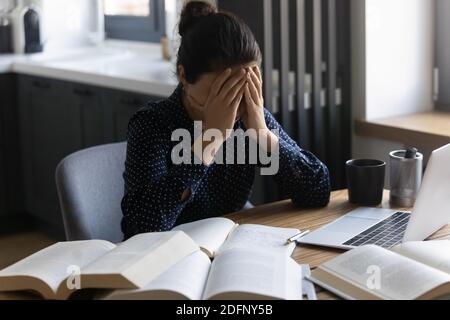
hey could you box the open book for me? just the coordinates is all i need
[103,247,302,300]
[172,217,300,258]
[0,231,198,300]
[101,218,303,300]
[309,240,450,300]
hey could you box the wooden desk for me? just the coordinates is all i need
[355,111,450,150]
[1,190,449,300]
[226,189,450,300]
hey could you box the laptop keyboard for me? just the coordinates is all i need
[342,211,411,249]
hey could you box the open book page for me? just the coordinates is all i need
[0,240,115,298]
[202,249,302,300]
[392,240,450,274]
[103,251,211,300]
[80,231,199,289]
[217,224,299,257]
[319,245,450,300]
[172,218,236,257]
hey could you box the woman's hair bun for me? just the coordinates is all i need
[178,1,218,37]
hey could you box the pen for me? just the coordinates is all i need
[285,230,311,245]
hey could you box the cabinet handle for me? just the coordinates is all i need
[73,88,94,97]
[120,97,143,106]
[32,80,51,90]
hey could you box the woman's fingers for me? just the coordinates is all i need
[248,67,261,86]
[253,65,262,82]
[252,66,263,98]
[225,77,247,105]
[247,69,262,99]
[231,86,245,112]
[247,72,260,104]
[220,69,246,98]
[210,68,232,96]
[244,83,254,106]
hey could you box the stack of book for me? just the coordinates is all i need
[0,218,303,300]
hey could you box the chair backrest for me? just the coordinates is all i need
[55,142,126,243]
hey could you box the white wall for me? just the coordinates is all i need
[351,0,435,185]
[365,0,434,120]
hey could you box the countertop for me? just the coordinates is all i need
[355,111,450,149]
[0,44,178,97]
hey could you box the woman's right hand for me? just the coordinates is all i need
[203,68,247,139]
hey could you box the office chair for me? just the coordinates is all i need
[55,142,126,243]
[55,142,254,243]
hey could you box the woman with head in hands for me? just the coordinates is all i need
[121,1,330,239]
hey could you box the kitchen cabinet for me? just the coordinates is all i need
[72,83,105,148]
[0,73,22,217]
[18,76,83,229]
[0,75,10,216]
[0,123,5,217]
[16,74,161,233]
[102,89,156,142]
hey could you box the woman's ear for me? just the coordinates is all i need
[178,65,188,89]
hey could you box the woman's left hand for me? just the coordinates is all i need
[241,66,267,131]
[242,66,279,151]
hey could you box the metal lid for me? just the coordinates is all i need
[389,150,423,162]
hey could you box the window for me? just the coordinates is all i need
[435,0,450,112]
[104,0,151,16]
[104,0,165,42]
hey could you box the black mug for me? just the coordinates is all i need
[346,159,386,206]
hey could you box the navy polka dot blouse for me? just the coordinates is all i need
[121,85,331,240]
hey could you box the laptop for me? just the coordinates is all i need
[298,143,450,250]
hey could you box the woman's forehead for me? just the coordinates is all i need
[201,62,259,83]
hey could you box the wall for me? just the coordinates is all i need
[351,0,435,185]
[436,0,450,109]
[365,0,434,120]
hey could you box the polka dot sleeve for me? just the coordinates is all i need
[121,110,209,239]
[264,109,331,207]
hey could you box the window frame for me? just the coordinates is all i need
[104,0,166,43]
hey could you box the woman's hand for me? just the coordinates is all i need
[205,68,247,138]
[242,66,279,151]
[190,68,247,165]
[187,68,246,139]
[241,66,266,132]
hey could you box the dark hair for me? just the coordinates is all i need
[177,1,262,84]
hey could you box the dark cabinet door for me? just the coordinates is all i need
[103,89,159,142]
[71,84,105,148]
[0,146,5,217]
[0,73,22,217]
[0,75,8,216]
[18,76,83,229]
